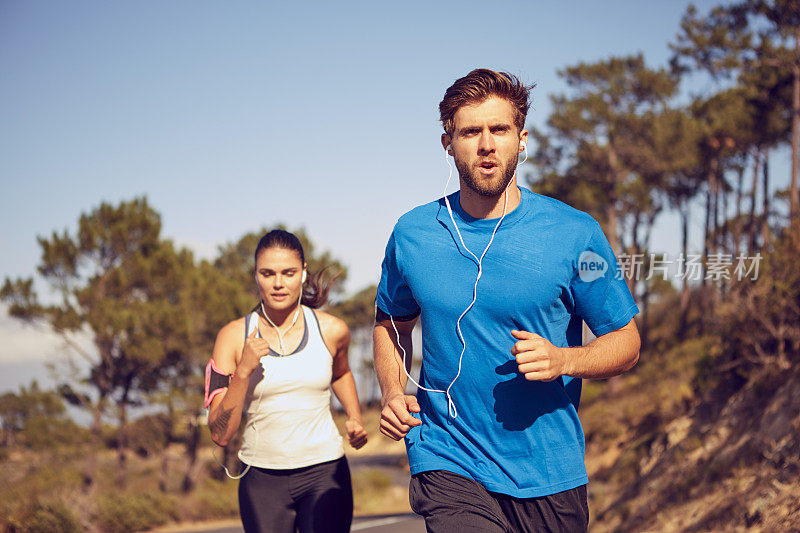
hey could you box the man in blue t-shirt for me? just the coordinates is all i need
[373,69,640,532]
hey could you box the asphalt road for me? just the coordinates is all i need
[351,514,426,532]
[180,513,425,533]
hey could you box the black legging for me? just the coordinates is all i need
[238,456,353,533]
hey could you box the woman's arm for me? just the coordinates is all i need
[207,319,270,446]
[321,313,368,450]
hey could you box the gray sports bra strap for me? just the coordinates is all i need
[244,312,262,340]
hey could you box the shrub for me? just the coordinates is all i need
[185,477,239,521]
[95,492,177,533]
[353,468,392,492]
[26,499,82,533]
[125,413,172,457]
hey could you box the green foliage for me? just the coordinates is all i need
[0,381,89,450]
[527,125,606,216]
[0,278,44,322]
[698,228,800,395]
[185,477,239,520]
[690,87,753,150]
[24,417,90,451]
[329,284,377,330]
[671,0,799,221]
[579,381,604,407]
[351,468,394,514]
[95,492,178,533]
[0,197,268,486]
[124,413,172,457]
[0,198,180,420]
[530,53,678,254]
[671,1,800,81]
[0,446,86,532]
[353,468,392,492]
[669,3,752,77]
[26,499,83,533]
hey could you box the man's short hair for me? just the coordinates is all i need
[439,69,534,136]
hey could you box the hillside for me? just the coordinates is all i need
[583,339,800,531]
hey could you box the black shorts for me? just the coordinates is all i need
[409,470,588,533]
[238,456,353,533]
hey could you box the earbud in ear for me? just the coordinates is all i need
[301,270,307,283]
[520,142,527,151]
[446,144,453,156]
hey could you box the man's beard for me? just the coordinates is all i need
[455,152,519,197]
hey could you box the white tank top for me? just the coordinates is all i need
[238,306,344,469]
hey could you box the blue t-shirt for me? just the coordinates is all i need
[376,187,639,498]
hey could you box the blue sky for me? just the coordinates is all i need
[0,0,786,391]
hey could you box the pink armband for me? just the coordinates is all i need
[204,358,231,408]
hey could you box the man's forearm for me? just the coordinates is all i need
[373,323,412,401]
[564,320,640,379]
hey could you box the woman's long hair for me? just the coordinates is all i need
[253,229,335,310]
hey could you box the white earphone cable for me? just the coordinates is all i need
[260,293,303,355]
[214,311,267,480]
[217,268,309,478]
[389,143,526,419]
[217,284,304,479]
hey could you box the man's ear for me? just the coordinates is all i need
[441,133,452,153]
[519,129,529,152]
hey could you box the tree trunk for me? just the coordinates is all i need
[734,162,744,258]
[605,145,623,395]
[182,415,202,493]
[2,423,15,447]
[117,396,128,488]
[161,398,175,492]
[721,176,728,258]
[711,160,720,257]
[700,159,717,335]
[761,151,770,247]
[640,210,657,350]
[159,448,170,493]
[748,150,762,254]
[703,161,717,277]
[83,395,106,492]
[607,146,620,254]
[606,143,635,396]
[627,211,641,296]
[790,28,799,223]
[679,201,690,339]
[710,159,723,317]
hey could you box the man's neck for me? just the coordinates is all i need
[458,178,522,219]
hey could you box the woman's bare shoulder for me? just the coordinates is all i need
[213,315,250,367]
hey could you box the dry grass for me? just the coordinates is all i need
[0,443,240,532]
[0,406,413,531]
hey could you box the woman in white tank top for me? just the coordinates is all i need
[205,229,368,533]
